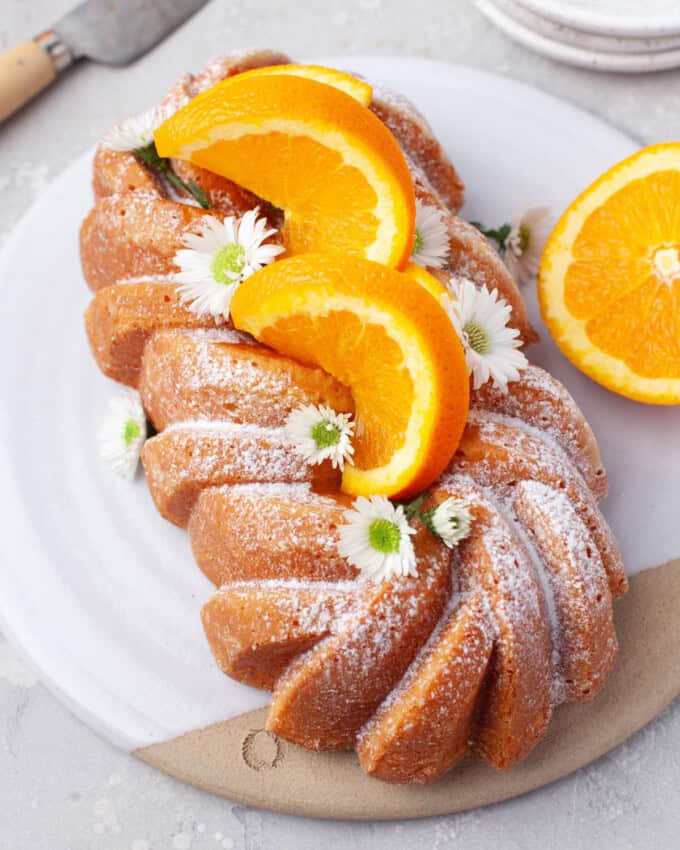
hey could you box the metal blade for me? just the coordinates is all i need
[53,0,209,66]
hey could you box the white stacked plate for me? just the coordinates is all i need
[475,0,680,72]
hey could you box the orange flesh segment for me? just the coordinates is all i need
[261,309,412,469]
[230,254,470,498]
[154,74,415,268]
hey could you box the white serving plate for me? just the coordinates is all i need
[1,56,679,759]
[492,0,680,54]
[476,0,680,71]
[515,0,680,37]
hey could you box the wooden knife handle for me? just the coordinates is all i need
[0,41,56,123]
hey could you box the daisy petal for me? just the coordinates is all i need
[101,104,175,152]
[285,404,355,470]
[338,496,417,581]
[173,212,283,321]
[98,389,147,479]
[443,277,528,393]
[411,200,450,269]
[506,206,552,287]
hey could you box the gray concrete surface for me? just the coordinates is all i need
[2,1,679,847]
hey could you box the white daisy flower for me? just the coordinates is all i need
[98,389,147,479]
[338,496,417,582]
[101,104,174,152]
[424,497,472,549]
[444,277,527,392]
[504,206,552,287]
[174,210,284,321]
[285,404,355,469]
[411,200,450,269]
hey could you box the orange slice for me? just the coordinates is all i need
[539,143,680,404]
[403,262,449,300]
[238,63,372,106]
[230,254,469,498]
[155,74,414,268]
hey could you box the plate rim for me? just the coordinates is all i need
[486,0,680,53]
[514,0,680,37]
[474,0,680,72]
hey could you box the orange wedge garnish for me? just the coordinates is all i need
[237,63,372,106]
[230,254,469,498]
[539,143,680,404]
[155,74,415,268]
[402,262,449,300]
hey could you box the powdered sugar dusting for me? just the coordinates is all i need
[80,49,625,777]
[139,328,352,431]
[471,364,606,495]
[451,410,626,596]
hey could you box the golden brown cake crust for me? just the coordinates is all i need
[189,488,356,587]
[84,283,215,386]
[142,427,340,528]
[202,581,354,691]
[267,527,451,751]
[81,50,626,784]
[92,147,162,199]
[357,592,492,783]
[80,194,226,292]
[370,92,466,214]
[138,330,354,431]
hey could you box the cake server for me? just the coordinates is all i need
[0,0,209,123]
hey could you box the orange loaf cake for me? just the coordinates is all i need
[82,49,626,784]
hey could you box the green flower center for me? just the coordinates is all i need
[463,320,491,355]
[311,420,341,449]
[122,418,141,447]
[211,243,246,284]
[368,519,401,554]
[412,228,424,255]
[517,223,530,255]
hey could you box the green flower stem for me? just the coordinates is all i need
[134,142,210,209]
[470,221,511,249]
[401,491,429,519]
[419,507,438,537]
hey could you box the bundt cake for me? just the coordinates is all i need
[82,49,626,784]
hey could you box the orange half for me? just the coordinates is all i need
[155,74,415,268]
[539,143,680,404]
[230,254,470,498]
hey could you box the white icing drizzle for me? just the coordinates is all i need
[488,488,564,698]
[176,326,252,345]
[117,273,178,285]
[164,420,287,439]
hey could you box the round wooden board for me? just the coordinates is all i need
[137,560,680,820]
